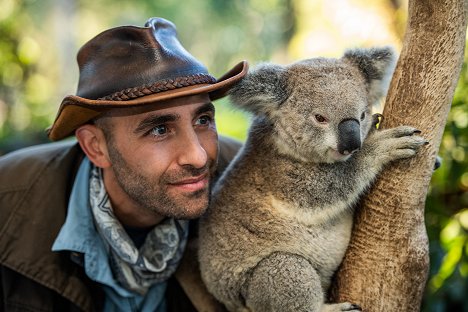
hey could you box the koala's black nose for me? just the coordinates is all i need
[337,119,361,155]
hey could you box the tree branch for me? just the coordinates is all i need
[330,0,468,310]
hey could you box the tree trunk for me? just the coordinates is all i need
[330,1,468,311]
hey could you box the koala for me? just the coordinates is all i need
[198,47,427,312]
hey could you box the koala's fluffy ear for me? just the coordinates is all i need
[228,63,288,117]
[343,47,396,105]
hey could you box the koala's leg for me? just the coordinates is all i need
[242,252,360,312]
[242,252,322,312]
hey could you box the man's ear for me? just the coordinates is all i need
[75,124,111,168]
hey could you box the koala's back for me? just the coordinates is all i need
[198,125,353,311]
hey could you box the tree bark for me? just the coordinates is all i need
[330,1,468,311]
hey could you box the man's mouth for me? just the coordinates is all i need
[167,173,209,192]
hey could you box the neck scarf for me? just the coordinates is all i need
[89,164,189,295]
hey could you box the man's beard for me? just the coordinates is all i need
[107,142,215,220]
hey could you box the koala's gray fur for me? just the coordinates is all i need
[198,47,427,312]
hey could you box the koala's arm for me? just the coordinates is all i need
[356,126,427,173]
[342,126,427,203]
[297,126,427,213]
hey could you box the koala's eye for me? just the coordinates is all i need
[360,112,366,121]
[314,114,328,124]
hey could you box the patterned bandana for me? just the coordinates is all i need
[89,164,189,295]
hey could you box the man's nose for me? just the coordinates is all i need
[177,130,208,169]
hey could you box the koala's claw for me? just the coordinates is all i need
[396,136,428,149]
[322,302,362,312]
[434,155,442,170]
[385,126,420,138]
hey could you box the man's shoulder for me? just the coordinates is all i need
[0,140,77,161]
[0,140,81,192]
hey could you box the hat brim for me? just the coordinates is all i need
[47,60,248,141]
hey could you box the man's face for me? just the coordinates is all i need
[101,94,218,221]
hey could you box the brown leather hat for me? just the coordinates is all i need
[47,17,248,141]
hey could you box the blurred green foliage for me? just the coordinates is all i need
[0,0,466,310]
[0,0,296,149]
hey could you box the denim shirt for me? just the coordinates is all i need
[52,158,167,312]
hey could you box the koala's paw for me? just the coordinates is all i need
[321,302,362,312]
[365,126,428,165]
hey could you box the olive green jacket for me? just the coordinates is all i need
[0,136,241,311]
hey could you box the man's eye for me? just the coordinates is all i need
[149,125,168,136]
[196,115,212,126]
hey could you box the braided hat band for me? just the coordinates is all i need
[98,74,217,101]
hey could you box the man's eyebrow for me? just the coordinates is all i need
[134,113,180,134]
[195,102,216,116]
[133,102,215,135]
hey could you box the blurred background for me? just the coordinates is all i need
[0,0,466,310]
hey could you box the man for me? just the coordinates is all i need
[0,17,247,311]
